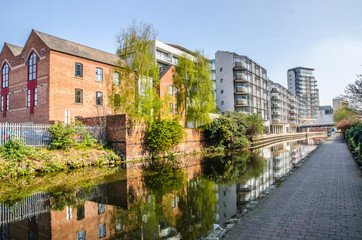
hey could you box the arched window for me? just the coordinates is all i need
[28,52,37,81]
[1,63,9,88]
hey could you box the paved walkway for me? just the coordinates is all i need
[222,135,362,240]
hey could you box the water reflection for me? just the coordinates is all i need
[0,138,323,239]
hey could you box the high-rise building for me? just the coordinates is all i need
[215,51,270,122]
[287,67,319,120]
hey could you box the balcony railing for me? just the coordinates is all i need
[234,61,247,70]
[234,73,248,82]
[272,103,280,108]
[235,99,248,106]
[272,111,281,116]
[235,86,248,93]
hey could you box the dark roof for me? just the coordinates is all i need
[6,43,23,56]
[33,30,119,66]
[159,65,172,79]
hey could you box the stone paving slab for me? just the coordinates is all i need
[222,135,362,240]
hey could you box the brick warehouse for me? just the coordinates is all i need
[0,30,119,124]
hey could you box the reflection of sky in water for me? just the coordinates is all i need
[0,138,323,240]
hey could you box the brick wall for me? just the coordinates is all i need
[79,114,206,160]
[0,31,50,123]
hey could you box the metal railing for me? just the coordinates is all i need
[0,192,51,224]
[0,123,50,147]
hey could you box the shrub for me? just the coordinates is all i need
[146,119,185,153]
[0,138,34,161]
[48,122,76,150]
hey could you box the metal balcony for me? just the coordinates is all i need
[235,86,248,94]
[272,103,280,108]
[235,99,248,106]
[234,73,248,82]
[271,95,280,101]
[234,61,247,70]
[272,111,281,116]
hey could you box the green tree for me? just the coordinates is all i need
[109,20,161,122]
[342,74,362,111]
[173,51,216,127]
[334,106,361,131]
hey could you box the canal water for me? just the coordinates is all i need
[0,137,324,240]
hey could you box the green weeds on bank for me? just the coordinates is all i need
[0,122,121,180]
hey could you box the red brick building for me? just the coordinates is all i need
[0,30,119,124]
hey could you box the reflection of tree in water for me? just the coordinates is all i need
[109,161,187,239]
[202,150,266,184]
[176,177,218,240]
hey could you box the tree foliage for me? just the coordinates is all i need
[173,52,216,127]
[342,74,362,111]
[146,119,185,153]
[203,112,266,150]
[334,106,361,131]
[109,20,161,122]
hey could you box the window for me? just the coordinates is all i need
[75,63,83,77]
[114,94,120,107]
[77,230,86,240]
[175,87,178,95]
[220,67,223,72]
[28,52,37,81]
[171,198,176,208]
[65,110,70,124]
[175,103,178,114]
[116,219,123,231]
[96,68,103,82]
[77,205,85,221]
[75,89,83,103]
[27,89,31,108]
[114,72,120,85]
[6,94,9,110]
[98,203,105,214]
[221,89,223,94]
[33,88,37,106]
[99,224,106,238]
[1,96,3,112]
[220,78,223,83]
[96,92,103,105]
[2,63,9,88]
[66,206,72,221]
[221,101,224,105]
[169,85,173,95]
[170,103,174,113]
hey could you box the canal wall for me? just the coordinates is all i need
[79,114,205,160]
[79,114,327,160]
[250,132,327,149]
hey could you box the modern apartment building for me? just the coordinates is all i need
[287,67,319,120]
[269,82,301,133]
[0,30,119,124]
[215,51,270,122]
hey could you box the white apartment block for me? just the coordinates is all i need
[215,51,270,122]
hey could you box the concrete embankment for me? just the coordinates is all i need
[251,132,327,149]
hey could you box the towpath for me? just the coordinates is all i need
[222,135,362,240]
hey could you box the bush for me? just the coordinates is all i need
[0,138,34,161]
[48,122,76,150]
[48,121,98,150]
[146,119,185,153]
[345,124,362,164]
[202,111,265,150]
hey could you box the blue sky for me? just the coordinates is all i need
[1,0,361,106]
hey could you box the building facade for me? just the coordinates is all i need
[0,30,119,124]
[287,67,319,120]
[215,51,270,122]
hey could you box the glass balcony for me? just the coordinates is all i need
[234,73,248,82]
[234,61,247,70]
[272,111,281,116]
[235,86,248,94]
[235,99,248,106]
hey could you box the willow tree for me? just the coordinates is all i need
[173,51,216,127]
[108,20,160,122]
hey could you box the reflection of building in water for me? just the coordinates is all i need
[217,184,237,225]
[1,160,203,240]
[0,192,51,239]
